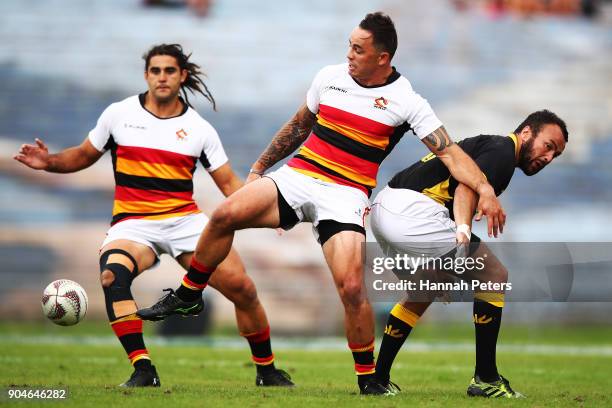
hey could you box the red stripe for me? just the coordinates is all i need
[252,355,274,364]
[355,363,375,373]
[244,326,270,343]
[287,158,370,196]
[182,276,208,290]
[115,186,194,202]
[304,134,379,179]
[117,145,197,168]
[111,319,143,337]
[190,258,215,274]
[128,349,148,360]
[319,104,394,137]
[348,339,375,351]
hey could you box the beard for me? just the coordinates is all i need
[518,137,543,176]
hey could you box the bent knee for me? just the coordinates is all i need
[100,270,115,288]
[210,201,241,231]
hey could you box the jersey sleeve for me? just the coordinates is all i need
[199,122,228,172]
[402,87,443,140]
[87,103,116,152]
[306,65,337,114]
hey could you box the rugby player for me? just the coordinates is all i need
[371,110,568,397]
[138,13,507,395]
[14,44,293,388]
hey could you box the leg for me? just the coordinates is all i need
[375,300,431,384]
[99,239,160,387]
[176,177,281,301]
[176,249,293,386]
[321,230,382,392]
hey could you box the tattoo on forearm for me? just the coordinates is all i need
[256,105,316,170]
[424,126,455,152]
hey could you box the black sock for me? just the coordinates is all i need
[176,258,214,301]
[349,339,375,386]
[375,303,420,382]
[473,297,503,382]
[243,326,276,374]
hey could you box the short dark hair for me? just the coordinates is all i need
[514,109,569,142]
[143,43,216,110]
[359,12,398,59]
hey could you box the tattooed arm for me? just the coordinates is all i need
[247,103,316,182]
[422,126,506,237]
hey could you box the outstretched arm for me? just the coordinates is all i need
[14,137,103,173]
[247,103,317,182]
[421,126,506,237]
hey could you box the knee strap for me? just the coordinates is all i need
[100,249,138,321]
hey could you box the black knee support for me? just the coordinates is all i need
[99,249,138,321]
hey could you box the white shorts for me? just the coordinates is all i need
[101,212,208,266]
[370,186,458,259]
[266,165,370,241]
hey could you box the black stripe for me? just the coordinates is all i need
[111,203,196,225]
[312,124,385,163]
[199,150,211,168]
[292,155,372,197]
[384,121,412,159]
[116,172,193,192]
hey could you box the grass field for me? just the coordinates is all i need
[1,321,611,407]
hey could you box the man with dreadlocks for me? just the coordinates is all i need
[14,44,294,388]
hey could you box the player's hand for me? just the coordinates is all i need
[475,191,506,238]
[13,138,51,170]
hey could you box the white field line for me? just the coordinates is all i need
[0,335,612,357]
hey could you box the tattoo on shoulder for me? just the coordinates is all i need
[425,126,455,152]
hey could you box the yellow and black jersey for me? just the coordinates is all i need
[387,134,519,218]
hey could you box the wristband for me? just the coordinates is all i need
[249,168,265,176]
[456,224,471,240]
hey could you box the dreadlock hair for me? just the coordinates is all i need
[143,43,216,110]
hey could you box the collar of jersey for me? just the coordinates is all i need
[350,67,401,89]
[509,133,521,163]
[139,92,189,120]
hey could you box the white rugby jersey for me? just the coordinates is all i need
[287,63,442,196]
[89,93,228,225]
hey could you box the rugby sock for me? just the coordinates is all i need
[375,303,421,382]
[349,338,376,386]
[111,315,152,370]
[242,326,276,374]
[176,258,215,301]
[473,293,504,382]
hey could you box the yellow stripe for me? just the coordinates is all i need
[289,167,336,183]
[298,146,376,186]
[509,133,520,163]
[390,303,420,327]
[131,354,151,365]
[474,292,505,307]
[109,314,140,325]
[421,178,451,205]
[116,157,192,180]
[134,209,201,221]
[355,369,376,375]
[317,115,388,149]
[113,197,194,215]
[181,280,202,291]
[252,357,275,366]
[349,341,375,353]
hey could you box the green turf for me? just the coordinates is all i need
[1,322,611,407]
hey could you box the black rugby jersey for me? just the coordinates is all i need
[387,134,519,219]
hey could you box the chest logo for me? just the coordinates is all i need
[176,128,188,141]
[374,96,388,110]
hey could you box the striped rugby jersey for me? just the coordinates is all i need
[287,63,443,197]
[88,93,228,225]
